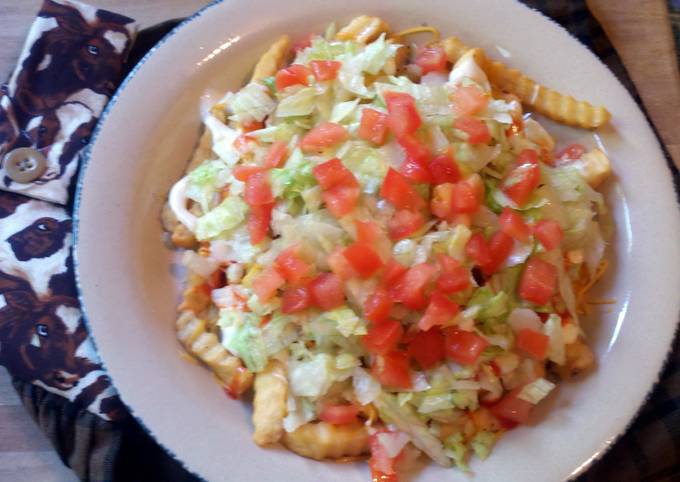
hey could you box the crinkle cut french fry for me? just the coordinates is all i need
[252,35,291,81]
[336,15,390,44]
[176,311,253,396]
[442,36,611,129]
[252,360,288,446]
[282,422,369,460]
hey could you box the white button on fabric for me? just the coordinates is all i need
[3,147,47,184]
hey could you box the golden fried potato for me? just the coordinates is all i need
[282,422,369,460]
[178,280,211,314]
[336,15,390,43]
[574,148,612,188]
[252,35,291,81]
[176,311,253,396]
[442,36,611,129]
[554,338,596,379]
[252,360,288,446]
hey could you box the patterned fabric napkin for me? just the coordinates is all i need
[0,0,678,481]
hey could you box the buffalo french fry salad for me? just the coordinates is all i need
[164,17,612,480]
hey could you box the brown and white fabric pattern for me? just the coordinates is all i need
[0,0,135,205]
[0,191,124,421]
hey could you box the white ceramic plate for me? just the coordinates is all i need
[74,1,680,481]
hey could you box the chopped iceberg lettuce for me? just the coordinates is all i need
[224,82,276,124]
[195,195,248,240]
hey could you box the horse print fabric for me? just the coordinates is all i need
[0,0,135,205]
[0,190,124,421]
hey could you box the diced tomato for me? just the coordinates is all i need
[451,177,483,213]
[382,258,408,287]
[452,84,488,116]
[252,266,284,301]
[275,64,311,91]
[244,171,274,206]
[233,164,265,182]
[384,91,421,138]
[275,245,312,284]
[466,232,492,267]
[430,183,454,220]
[533,219,563,251]
[516,328,549,360]
[490,388,533,425]
[414,46,447,74]
[444,328,490,365]
[319,404,360,425]
[364,289,393,324]
[418,292,460,331]
[555,143,586,163]
[343,243,384,278]
[281,286,313,313]
[312,157,357,190]
[380,168,425,210]
[454,116,491,145]
[397,133,431,166]
[389,263,437,310]
[358,108,389,146]
[374,351,412,389]
[429,154,461,185]
[501,149,540,207]
[291,33,313,54]
[323,184,361,218]
[327,247,357,280]
[518,257,557,305]
[436,254,470,293]
[388,209,425,240]
[499,207,531,242]
[248,203,273,244]
[310,60,341,81]
[407,328,446,369]
[241,120,264,133]
[309,273,344,310]
[363,320,404,355]
[300,122,349,152]
[400,158,433,184]
[355,219,380,244]
[482,231,514,276]
[263,140,288,168]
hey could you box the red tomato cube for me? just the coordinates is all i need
[429,154,461,185]
[359,108,389,146]
[515,328,550,360]
[418,292,460,331]
[380,168,425,211]
[387,209,425,241]
[244,171,274,206]
[444,328,490,365]
[363,320,404,355]
[499,207,531,242]
[452,85,488,116]
[263,140,288,168]
[389,263,437,310]
[407,328,446,369]
[309,272,345,310]
[275,64,311,91]
[319,404,360,425]
[414,46,448,74]
[275,245,312,284]
[301,122,349,153]
[248,203,273,244]
[533,219,563,251]
[252,266,285,301]
[364,289,393,324]
[342,242,383,278]
[454,116,491,145]
[518,257,558,305]
[281,286,313,313]
[436,254,471,294]
[501,149,540,207]
[384,91,421,138]
[374,351,412,389]
[310,60,341,81]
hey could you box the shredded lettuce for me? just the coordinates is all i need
[446,224,472,261]
[331,99,360,123]
[249,123,300,143]
[353,367,381,405]
[195,195,248,240]
[468,287,510,323]
[323,306,367,337]
[543,313,566,365]
[444,433,470,472]
[218,311,268,372]
[270,159,317,200]
[517,377,556,404]
[186,160,232,212]
[374,393,452,467]
[276,86,317,117]
[340,143,388,194]
[471,431,498,461]
[336,34,398,97]
[283,395,316,432]
[288,353,336,398]
[224,82,276,124]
